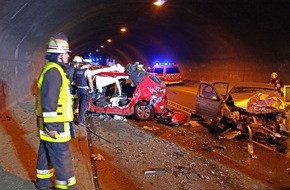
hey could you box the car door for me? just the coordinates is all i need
[212,81,229,99]
[195,81,229,119]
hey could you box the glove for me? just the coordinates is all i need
[44,123,60,139]
[47,130,59,139]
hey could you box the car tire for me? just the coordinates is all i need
[134,102,154,121]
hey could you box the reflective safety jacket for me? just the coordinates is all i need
[35,62,73,142]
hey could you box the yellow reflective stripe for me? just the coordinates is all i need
[55,180,68,189]
[39,132,71,142]
[54,184,67,189]
[43,112,57,117]
[54,176,76,189]
[39,123,71,142]
[39,130,70,138]
[40,135,71,142]
[68,176,77,186]
[36,168,54,179]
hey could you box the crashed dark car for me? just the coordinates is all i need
[195,81,290,155]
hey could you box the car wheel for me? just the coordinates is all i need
[134,102,154,121]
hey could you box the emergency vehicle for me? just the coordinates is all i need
[150,62,182,85]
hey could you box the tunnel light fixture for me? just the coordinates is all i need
[100,45,104,48]
[120,27,127,33]
[107,38,112,43]
[153,0,166,6]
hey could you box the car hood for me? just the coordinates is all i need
[231,92,286,114]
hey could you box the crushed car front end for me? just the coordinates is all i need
[196,81,290,155]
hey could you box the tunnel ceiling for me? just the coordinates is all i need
[3,0,290,65]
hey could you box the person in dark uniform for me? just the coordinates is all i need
[74,58,94,126]
[35,33,76,190]
[67,55,83,117]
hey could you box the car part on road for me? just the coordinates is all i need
[156,107,187,126]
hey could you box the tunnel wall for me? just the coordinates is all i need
[0,0,80,114]
[179,57,290,85]
[1,1,290,115]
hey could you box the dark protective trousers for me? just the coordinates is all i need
[77,88,90,124]
[36,140,75,189]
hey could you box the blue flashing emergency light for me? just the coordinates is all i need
[154,62,171,66]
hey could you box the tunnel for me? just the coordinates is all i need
[1,0,290,113]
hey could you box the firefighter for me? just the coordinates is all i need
[35,33,76,190]
[68,56,83,115]
[74,58,94,127]
[268,72,284,96]
[68,56,83,95]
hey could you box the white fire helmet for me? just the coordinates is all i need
[72,56,83,63]
[46,38,71,54]
[271,72,278,79]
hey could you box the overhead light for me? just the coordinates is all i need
[153,0,166,6]
[107,38,112,43]
[120,27,127,32]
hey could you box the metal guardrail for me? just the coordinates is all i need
[167,100,195,115]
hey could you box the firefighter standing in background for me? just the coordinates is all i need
[67,55,83,116]
[74,58,94,126]
[35,33,76,190]
[67,56,82,96]
[268,72,284,96]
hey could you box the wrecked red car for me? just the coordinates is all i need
[87,63,167,121]
[194,81,290,155]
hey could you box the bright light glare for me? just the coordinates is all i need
[153,0,166,6]
[120,27,127,32]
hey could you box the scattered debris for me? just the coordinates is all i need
[247,142,257,159]
[186,120,199,127]
[113,114,127,121]
[156,108,187,126]
[219,129,241,140]
[215,144,226,150]
[142,125,160,131]
[91,153,105,161]
[144,168,166,175]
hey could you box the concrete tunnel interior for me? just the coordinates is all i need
[1,0,290,113]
